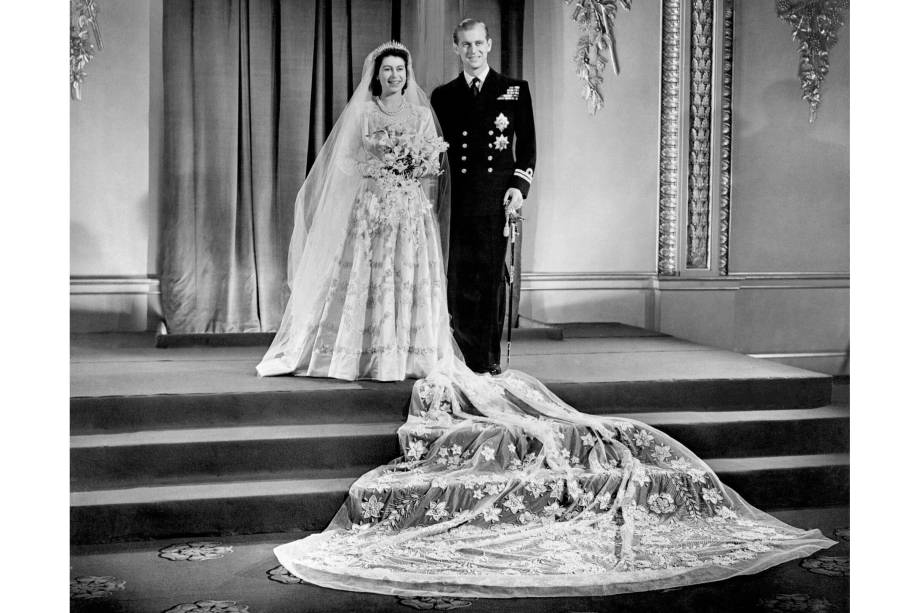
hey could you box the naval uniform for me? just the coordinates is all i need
[431,69,536,372]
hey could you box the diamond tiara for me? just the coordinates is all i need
[371,40,409,59]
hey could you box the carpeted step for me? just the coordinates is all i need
[69,452,850,544]
[70,406,849,491]
[70,375,832,435]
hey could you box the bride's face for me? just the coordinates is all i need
[377,56,407,96]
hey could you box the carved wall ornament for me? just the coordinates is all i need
[686,0,714,269]
[562,0,633,115]
[718,0,735,275]
[776,0,849,122]
[70,0,103,101]
[656,0,681,275]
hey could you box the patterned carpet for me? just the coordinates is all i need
[70,506,849,613]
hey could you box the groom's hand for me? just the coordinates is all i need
[503,187,523,213]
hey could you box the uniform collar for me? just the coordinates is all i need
[463,65,490,87]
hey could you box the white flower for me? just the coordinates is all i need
[702,487,723,505]
[451,444,463,456]
[543,501,563,517]
[634,430,654,447]
[493,135,510,151]
[632,466,651,486]
[480,446,496,461]
[438,448,449,458]
[425,501,449,521]
[687,468,708,484]
[361,495,384,519]
[481,505,501,522]
[406,440,427,461]
[596,492,612,510]
[670,457,692,471]
[716,506,738,520]
[507,442,517,455]
[578,491,595,508]
[494,113,510,131]
[524,479,546,498]
[652,444,672,462]
[549,480,565,500]
[647,493,676,515]
[484,482,505,495]
[472,489,485,500]
[580,434,595,446]
[503,494,526,514]
[517,511,536,524]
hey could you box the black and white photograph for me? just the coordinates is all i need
[4,0,899,610]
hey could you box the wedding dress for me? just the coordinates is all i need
[256,47,453,381]
[271,42,835,598]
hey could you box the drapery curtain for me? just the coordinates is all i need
[160,0,524,334]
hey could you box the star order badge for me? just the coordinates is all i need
[493,135,510,151]
[494,113,510,132]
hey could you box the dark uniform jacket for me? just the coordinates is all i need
[431,70,536,216]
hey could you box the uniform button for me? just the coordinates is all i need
[461,155,466,161]
[488,130,494,135]
[487,168,493,173]
[462,143,467,149]
[488,143,493,149]
[462,130,468,136]
[487,156,493,161]
[461,168,467,174]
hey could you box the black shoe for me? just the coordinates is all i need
[487,364,502,376]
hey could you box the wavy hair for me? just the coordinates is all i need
[369,48,410,96]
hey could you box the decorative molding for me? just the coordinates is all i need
[775,0,849,122]
[563,0,633,115]
[656,0,681,276]
[686,0,714,269]
[70,0,103,101]
[71,276,161,296]
[520,271,849,292]
[726,271,849,279]
[747,351,848,359]
[718,0,735,275]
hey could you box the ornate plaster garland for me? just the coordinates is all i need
[563,0,633,115]
[775,0,848,122]
[70,0,103,101]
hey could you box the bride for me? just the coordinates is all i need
[256,42,453,381]
[266,42,834,597]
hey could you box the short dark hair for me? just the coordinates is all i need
[453,18,489,44]
[369,48,409,96]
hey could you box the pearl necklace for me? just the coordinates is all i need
[374,96,407,116]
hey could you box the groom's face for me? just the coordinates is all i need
[453,24,492,73]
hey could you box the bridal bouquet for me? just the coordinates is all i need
[362,124,448,194]
[356,124,448,241]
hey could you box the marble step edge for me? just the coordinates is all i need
[70,406,850,449]
[71,452,850,507]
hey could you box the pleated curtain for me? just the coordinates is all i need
[160,0,523,334]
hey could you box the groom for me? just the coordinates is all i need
[431,18,536,374]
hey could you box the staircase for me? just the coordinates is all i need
[70,331,849,544]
